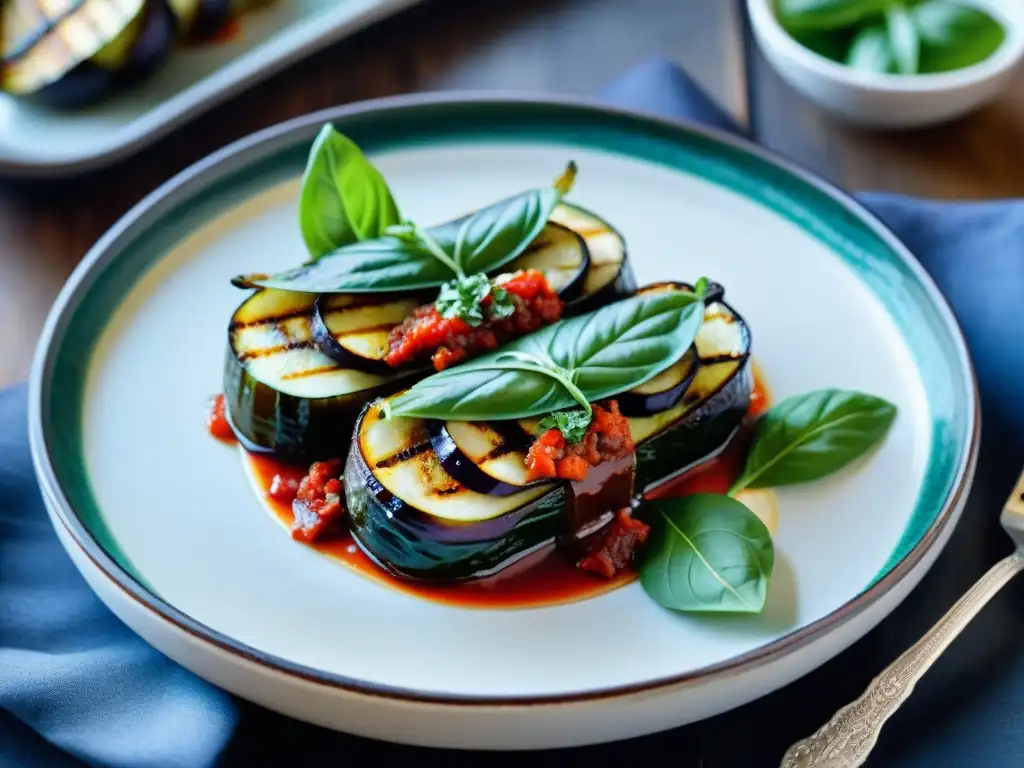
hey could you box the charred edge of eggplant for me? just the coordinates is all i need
[222,340,412,463]
[425,419,541,498]
[561,212,635,316]
[635,295,754,495]
[310,296,396,376]
[563,257,637,316]
[617,344,700,417]
[501,222,591,304]
[552,226,590,304]
[344,424,568,582]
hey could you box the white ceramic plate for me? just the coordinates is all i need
[0,0,425,177]
[30,95,978,750]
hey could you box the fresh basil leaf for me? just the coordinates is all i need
[539,408,592,443]
[846,24,898,73]
[243,164,576,294]
[913,0,1006,73]
[777,0,892,31]
[387,287,705,421]
[638,494,774,614]
[730,388,897,493]
[886,3,921,73]
[298,125,401,261]
[788,27,857,63]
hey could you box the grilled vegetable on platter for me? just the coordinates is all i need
[208,126,899,616]
[1,0,275,108]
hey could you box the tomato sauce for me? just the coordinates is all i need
[227,366,770,610]
[206,394,237,445]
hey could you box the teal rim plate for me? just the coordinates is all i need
[27,94,978,745]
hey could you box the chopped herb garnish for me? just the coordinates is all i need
[435,273,517,327]
[539,407,592,443]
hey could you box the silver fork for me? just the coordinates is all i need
[780,466,1024,767]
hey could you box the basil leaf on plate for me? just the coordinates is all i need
[777,0,892,31]
[913,0,1006,73]
[386,287,705,421]
[886,3,921,73]
[846,23,898,73]
[638,494,775,614]
[730,388,898,493]
[298,125,402,261]
[241,163,576,294]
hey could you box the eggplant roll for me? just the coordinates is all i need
[344,287,753,582]
[223,202,635,462]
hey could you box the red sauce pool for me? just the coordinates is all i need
[206,394,237,445]
[232,367,771,609]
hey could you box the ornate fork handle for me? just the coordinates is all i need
[780,550,1024,768]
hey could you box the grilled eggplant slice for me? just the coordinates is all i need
[346,285,753,581]
[2,0,175,108]
[227,203,635,460]
[309,218,591,372]
[223,288,422,461]
[501,221,589,302]
[310,292,429,374]
[547,202,634,314]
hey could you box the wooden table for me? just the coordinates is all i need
[3,0,1023,391]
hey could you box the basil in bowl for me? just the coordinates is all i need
[747,0,1024,129]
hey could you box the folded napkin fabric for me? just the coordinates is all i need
[2,56,1023,768]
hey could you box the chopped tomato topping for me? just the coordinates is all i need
[577,508,651,579]
[556,456,589,481]
[206,394,236,444]
[268,474,300,503]
[525,401,635,482]
[290,459,345,543]
[385,270,563,371]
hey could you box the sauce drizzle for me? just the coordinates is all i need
[234,368,770,609]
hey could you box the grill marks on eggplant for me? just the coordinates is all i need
[548,204,629,304]
[424,293,751,497]
[344,287,755,580]
[224,203,635,459]
[358,405,553,522]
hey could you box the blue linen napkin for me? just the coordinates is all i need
[2,58,1023,768]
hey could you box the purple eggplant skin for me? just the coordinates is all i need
[222,339,418,464]
[344,412,569,583]
[122,0,177,84]
[616,344,699,418]
[310,296,396,376]
[425,419,545,497]
[25,0,176,109]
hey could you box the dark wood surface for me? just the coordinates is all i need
[3,0,1023,388]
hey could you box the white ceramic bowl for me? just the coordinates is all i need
[747,0,1024,129]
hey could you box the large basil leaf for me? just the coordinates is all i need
[386,288,705,421]
[638,494,775,614]
[777,0,893,31]
[298,125,402,261]
[913,0,1006,73]
[846,24,898,73]
[731,388,897,493]
[886,3,920,73]
[244,163,576,293]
